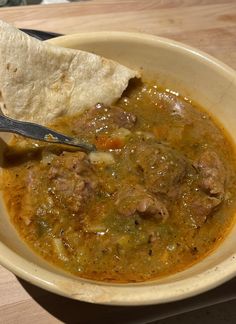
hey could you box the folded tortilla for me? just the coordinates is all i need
[0,21,139,125]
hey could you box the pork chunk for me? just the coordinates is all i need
[115,185,169,221]
[136,143,187,196]
[48,152,97,213]
[179,150,226,227]
[181,188,222,227]
[194,150,225,199]
[73,104,136,135]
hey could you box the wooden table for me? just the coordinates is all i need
[0,1,236,322]
[1,0,236,70]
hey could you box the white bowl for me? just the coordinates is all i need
[0,32,236,306]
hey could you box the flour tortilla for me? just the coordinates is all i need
[0,21,139,125]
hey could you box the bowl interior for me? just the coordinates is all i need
[0,32,236,305]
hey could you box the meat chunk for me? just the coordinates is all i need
[136,142,187,196]
[156,91,189,118]
[48,152,97,213]
[115,185,169,221]
[194,150,225,199]
[74,104,136,135]
[183,150,226,227]
[181,189,222,227]
[104,105,136,129]
[49,151,92,177]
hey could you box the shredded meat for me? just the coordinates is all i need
[48,152,97,213]
[115,185,169,221]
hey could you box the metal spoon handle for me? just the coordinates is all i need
[0,114,95,152]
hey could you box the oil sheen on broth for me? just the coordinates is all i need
[2,81,236,283]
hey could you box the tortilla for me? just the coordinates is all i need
[0,20,139,125]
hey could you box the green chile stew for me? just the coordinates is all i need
[2,81,236,282]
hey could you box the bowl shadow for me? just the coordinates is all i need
[18,276,236,324]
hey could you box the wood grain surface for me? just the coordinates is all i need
[0,1,236,323]
[1,0,236,69]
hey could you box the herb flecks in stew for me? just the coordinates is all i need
[2,82,236,283]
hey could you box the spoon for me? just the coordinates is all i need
[0,114,96,153]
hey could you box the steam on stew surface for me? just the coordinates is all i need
[2,81,236,283]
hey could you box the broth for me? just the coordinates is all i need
[2,81,236,282]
